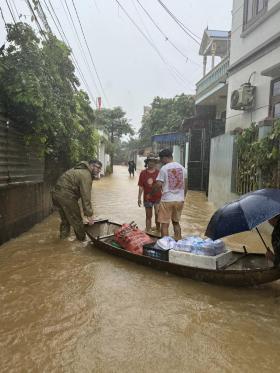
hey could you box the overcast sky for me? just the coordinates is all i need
[0,0,233,131]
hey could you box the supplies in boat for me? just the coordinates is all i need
[149,236,226,256]
[174,236,226,256]
[155,236,176,251]
[169,248,234,269]
[142,235,233,268]
[143,243,170,261]
[114,223,154,255]
[142,237,175,261]
[169,236,233,269]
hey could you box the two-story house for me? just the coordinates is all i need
[208,0,280,207]
[227,0,280,130]
[181,29,230,192]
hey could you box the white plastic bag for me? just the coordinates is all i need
[156,236,176,250]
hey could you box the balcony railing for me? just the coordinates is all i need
[196,55,230,102]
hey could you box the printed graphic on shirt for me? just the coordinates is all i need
[147,178,154,185]
[167,168,183,190]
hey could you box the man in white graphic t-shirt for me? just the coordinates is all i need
[155,148,187,240]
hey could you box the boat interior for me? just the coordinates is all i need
[85,220,274,271]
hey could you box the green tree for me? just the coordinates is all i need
[71,91,99,161]
[114,137,140,164]
[0,22,98,173]
[95,107,134,170]
[139,94,195,147]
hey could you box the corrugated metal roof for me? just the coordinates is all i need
[206,30,229,38]
[151,132,187,145]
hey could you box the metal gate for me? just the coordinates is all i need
[187,128,210,191]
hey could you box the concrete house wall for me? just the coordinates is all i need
[226,0,280,131]
[208,0,280,207]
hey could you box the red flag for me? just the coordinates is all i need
[97,97,102,110]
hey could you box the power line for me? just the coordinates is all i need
[114,0,194,90]
[131,0,153,41]
[61,0,101,96]
[135,0,201,67]
[131,0,190,87]
[9,0,20,21]
[42,0,94,100]
[156,0,201,45]
[157,0,201,40]
[0,5,7,25]
[25,0,47,40]
[36,0,52,32]
[70,0,110,106]
[5,0,16,23]
[41,0,97,104]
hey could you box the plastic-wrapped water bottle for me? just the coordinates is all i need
[175,236,203,252]
[200,241,216,256]
[174,238,192,252]
[213,239,226,255]
[191,242,205,256]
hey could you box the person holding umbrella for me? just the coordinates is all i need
[268,214,280,265]
[205,188,280,267]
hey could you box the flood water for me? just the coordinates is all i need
[1,166,280,372]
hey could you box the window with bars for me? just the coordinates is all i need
[244,0,268,28]
[271,79,280,118]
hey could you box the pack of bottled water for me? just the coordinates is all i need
[174,236,226,256]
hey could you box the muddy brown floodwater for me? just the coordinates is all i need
[1,166,280,373]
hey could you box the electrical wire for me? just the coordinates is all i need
[136,0,201,67]
[156,0,201,45]
[42,0,96,102]
[1,0,96,103]
[0,5,7,25]
[131,0,153,41]
[41,0,97,104]
[9,0,20,21]
[114,0,195,90]
[157,0,201,40]
[5,0,16,23]
[36,0,52,32]
[61,0,101,96]
[70,0,110,106]
[25,0,47,40]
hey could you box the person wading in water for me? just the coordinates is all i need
[52,159,102,241]
[138,155,161,234]
[128,160,136,177]
[153,149,187,240]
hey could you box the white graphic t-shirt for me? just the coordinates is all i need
[156,162,187,202]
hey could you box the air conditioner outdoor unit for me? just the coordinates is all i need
[230,83,256,111]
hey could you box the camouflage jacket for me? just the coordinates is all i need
[54,161,93,217]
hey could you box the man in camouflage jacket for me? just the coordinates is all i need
[52,160,102,241]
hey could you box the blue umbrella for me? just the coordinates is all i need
[205,189,280,248]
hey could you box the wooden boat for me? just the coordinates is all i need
[85,220,280,287]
